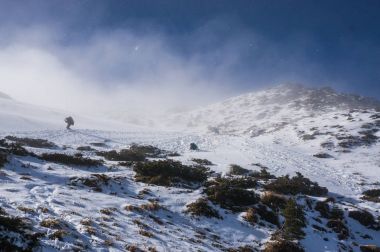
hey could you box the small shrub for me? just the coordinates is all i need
[360,245,380,252]
[191,158,214,166]
[255,204,279,226]
[140,202,161,212]
[190,143,199,150]
[134,159,209,187]
[302,134,316,140]
[40,218,61,229]
[100,208,116,215]
[0,210,40,250]
[243,208,258,225]
[0,139,30,156]
[263,239,305,252]
[204,177,259,211]
[40,153,104,166]
[326,219,349,240]
[362,189,380,203]
[250,168,276,181]
[5,136,56,148]
[261,192,287,212]
[348,210,375,227]
[77,146,96,151]
[282,199,306,240]
[185,198,221,219]
[70,174,111,191]
[315,201,330,218]
[49,230,67,240]
[265,172,328,196]
[0,151,7,168]
[139,229,153,238]
[97,149,146,162]
[313,153,334,159]
[228,164,250,175]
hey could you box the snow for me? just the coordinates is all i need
[0,85,379,251]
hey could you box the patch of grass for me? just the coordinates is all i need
[49,230,67,240]
[17,206,35,214]
[138,229,154,238]
[100,208,116,215]
[140,201,162,212]
[5,136,56,148]
[263,239,305,252]
[185,198,221,219]
[40,218,61,229]
[243,208,258,225]
[40,153,104,166]
[134,159,209,187]
[204,177,259,211]
[265,172,328,196]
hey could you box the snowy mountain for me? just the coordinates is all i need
[169,84,380,136]
[0,85,379,252]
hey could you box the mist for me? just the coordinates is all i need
[0,13,378,125]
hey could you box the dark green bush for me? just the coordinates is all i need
[282,199,306,240]
[191,158,214,166]
[5,136,56,148]
[185,198,221,219]
[0,151,7,168]
[348,210,376,227]
[261,192,287,212]
[326,219,349,240]
[250,168,276,181]
[134,159,209,187]
[0,139,30,156]
[0,208,40,251]
[228,164,250,175]
[204,177,258,211]
[190,143,199,150]
[254,204,279,226]
[97,149,146,162]
[40,153,104,166]
[265,172,328,196]
[362,189,380,203]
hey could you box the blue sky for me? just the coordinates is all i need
[0,0,379,112]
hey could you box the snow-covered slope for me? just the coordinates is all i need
[169,84,380,136]
[0,85,379,251]
[0,92,141,132]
